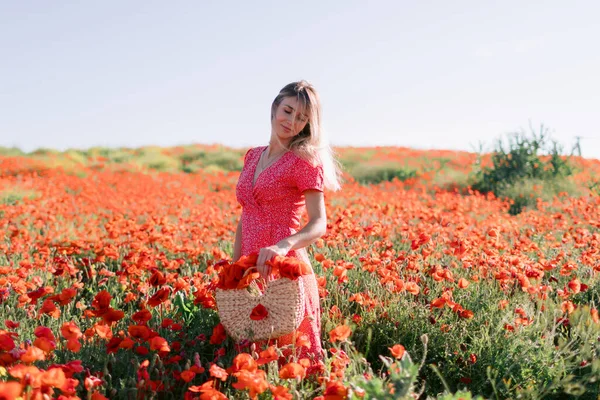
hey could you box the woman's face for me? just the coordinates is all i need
[271,96,309,143]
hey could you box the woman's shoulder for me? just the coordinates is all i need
[289,151,323,170]
[244,146,267,162]
[289,151,324,192]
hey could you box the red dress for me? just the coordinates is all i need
[236,145,324,365]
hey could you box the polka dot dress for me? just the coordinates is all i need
[235,146,324,366]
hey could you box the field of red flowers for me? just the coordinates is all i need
[0,147,599,399]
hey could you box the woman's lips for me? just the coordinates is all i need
[282,125,291,133]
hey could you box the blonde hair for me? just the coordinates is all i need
[270,80,342,191]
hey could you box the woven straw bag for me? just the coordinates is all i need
[216,277,305,342]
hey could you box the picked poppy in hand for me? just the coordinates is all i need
[267,256,311,280]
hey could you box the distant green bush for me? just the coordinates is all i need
[497,177,583,214]
[105,149,134,164]
[350,163,418,184]
[133,148,180,172]
[178,148,243,173]
[472,126,576,214]
[63,150,88,164]
[31,147,61,156]
[0,146,25,157]
[201,150,243,171]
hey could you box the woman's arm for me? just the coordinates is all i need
[256,190,326,270]
[232,217,242,262]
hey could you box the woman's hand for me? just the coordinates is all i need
[256,241,291,280]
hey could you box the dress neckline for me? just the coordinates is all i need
[251,146,290,189]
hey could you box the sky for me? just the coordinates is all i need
[1,1,599,159]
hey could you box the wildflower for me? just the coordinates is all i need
[0,381,22,399]
[209,363,228,381]
[389,344,405,359]
[148,287,171,307]
[279,362,306,380]
[149,336,170,352]
[210,323,227,345]
[132,308,153,324]
[257,346,278,365]
[329,325,352,343]
[0,334,16,352]
[230,353,258,373]
[458,278,469,288]
[232,369,268,399]
[591,308,599,324]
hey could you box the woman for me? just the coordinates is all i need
[232,80,342,368]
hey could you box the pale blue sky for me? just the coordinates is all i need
[1,1,599,159]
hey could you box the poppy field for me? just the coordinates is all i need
[1,145,599,399]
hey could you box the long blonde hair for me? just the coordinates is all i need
[270,80,342,191]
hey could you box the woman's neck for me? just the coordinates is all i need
[267,140,289,157]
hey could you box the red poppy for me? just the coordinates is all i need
[389,344,405,359]
[49,287,78,306]
[250,304,268,321]
[148,287,171,307]
[230,353,258,373]
[268,256,311,280]
[270,385,293,400]
[106,337,123,354]
[34,337,56,353]
[119,337,135,350]
[329,325,352,343]
[209,363,229,381]
[20,345,46,363]
[257,346,278,365]
[85,375,103,391]
[323,380,348,397]
[279,362,306,379]
[568,278,581,294]
[0,333,15,351]
[128,325,151,340]
[5,320,20,329]
[149,336,170,352]
[295,334,311,349]
[66,338,81,352]
[188,381,227,399]
[0,381,22,399]
[132,308,153,324]
[34,326,56,342]
[93,323,113,340]
[40,298,60,318]
[232,369,268,399]
[237,268,261,289]
[92,290,112,311]
[102,308,125,325]
[209,323,227,345]
[405,282,420,295]
[180,369,195,382]
[149,270,166,287]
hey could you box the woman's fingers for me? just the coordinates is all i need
[257,264,272,280]
[257,249,267,268]
[257,248,274,278]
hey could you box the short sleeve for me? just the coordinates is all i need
[243,148,253,165]
[295,158,324,193]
